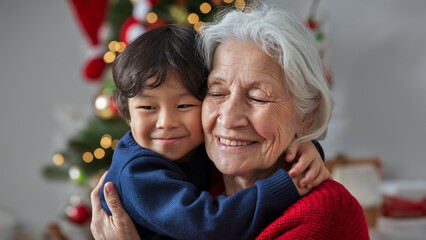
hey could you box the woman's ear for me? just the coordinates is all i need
[298,104,318,136]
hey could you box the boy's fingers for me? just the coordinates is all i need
[285,145,298,162]
[298,160,321,188]
[289,156,310,177]
[104,182,126,218]
[308,169,329,189]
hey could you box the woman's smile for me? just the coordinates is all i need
[218,137,256,147]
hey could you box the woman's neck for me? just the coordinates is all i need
[222,154,292,195]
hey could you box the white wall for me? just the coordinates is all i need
[0,0,425,236]
[277,0,426,179]
[0,0,97,236]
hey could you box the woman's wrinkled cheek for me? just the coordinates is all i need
[262,103,296,162]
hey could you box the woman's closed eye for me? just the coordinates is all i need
[250,97,269,103]
[206,91,226,97]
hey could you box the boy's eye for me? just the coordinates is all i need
[139,106,156,110]
[177,104,195,109]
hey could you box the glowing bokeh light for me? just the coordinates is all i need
[103,51,116,64]
[235,0,245,9]
[100,134,112,148]
[82,152,94,163]
[200,3,211,14]
[117,42,126,52]
[94,148,106,159]
[95,95,109,110]
[146,12,158,24]
[69,167,81,180]
[194,21,204,31]
[53,153,64,166]
[112,139,119,150]
[187,13,199,25]
[108,41,118,51]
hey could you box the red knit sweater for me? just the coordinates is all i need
[255,179,370,240]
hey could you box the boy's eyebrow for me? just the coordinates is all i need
[136,93,152,98]
[136,92,194,98]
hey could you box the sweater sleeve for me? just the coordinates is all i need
[255,180,370,240]
[118,155,299,240]
[311,140,325,161]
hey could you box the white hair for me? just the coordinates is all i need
[198,1,334,143]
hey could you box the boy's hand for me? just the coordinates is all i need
[286,141,332,192]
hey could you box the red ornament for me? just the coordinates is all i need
[66,203,91,225]
[83,57,105,82]
[68,0,108,82]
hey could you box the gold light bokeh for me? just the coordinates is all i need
[108,41,118,52]
[117,42,126,52]
[82,152,94,163]
[224,0,234,3]
[53,154,64,166]
[187,13,199,25]
[146,12,158,24]
[103,51,116,64]
[194,21,204,31]
[111,139,119,150]
[94,148,105,159]
[200,2,211,14]
[235,0,245,9]
[100,134,112,148]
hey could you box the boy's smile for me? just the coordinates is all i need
[128,73,204,162]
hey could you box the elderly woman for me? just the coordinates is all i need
[91,2,369,239]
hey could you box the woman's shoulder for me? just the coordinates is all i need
[291,179,365,218]
[309,179,359,206]
[255,179,370,240]
[298,179,368,223]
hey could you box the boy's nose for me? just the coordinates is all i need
[156,109,180,130]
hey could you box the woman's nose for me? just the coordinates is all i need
[156,109,180,130]
[218,95,249,129]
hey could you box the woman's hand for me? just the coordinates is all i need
[285,141,332,193]
[90,171,140,240]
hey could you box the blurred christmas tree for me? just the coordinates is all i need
[42,0,239,232]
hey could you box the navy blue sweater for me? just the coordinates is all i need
[100,131,300,240]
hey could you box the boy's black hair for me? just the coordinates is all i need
[112,25,208,121]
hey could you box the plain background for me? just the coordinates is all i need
[1,0,425,237]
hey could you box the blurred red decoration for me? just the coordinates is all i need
[382,195,426,218]
[67,203,91,225]
[83,57,106,82]
[68,0,108,82]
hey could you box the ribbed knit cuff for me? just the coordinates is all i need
[257,169,300,212]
